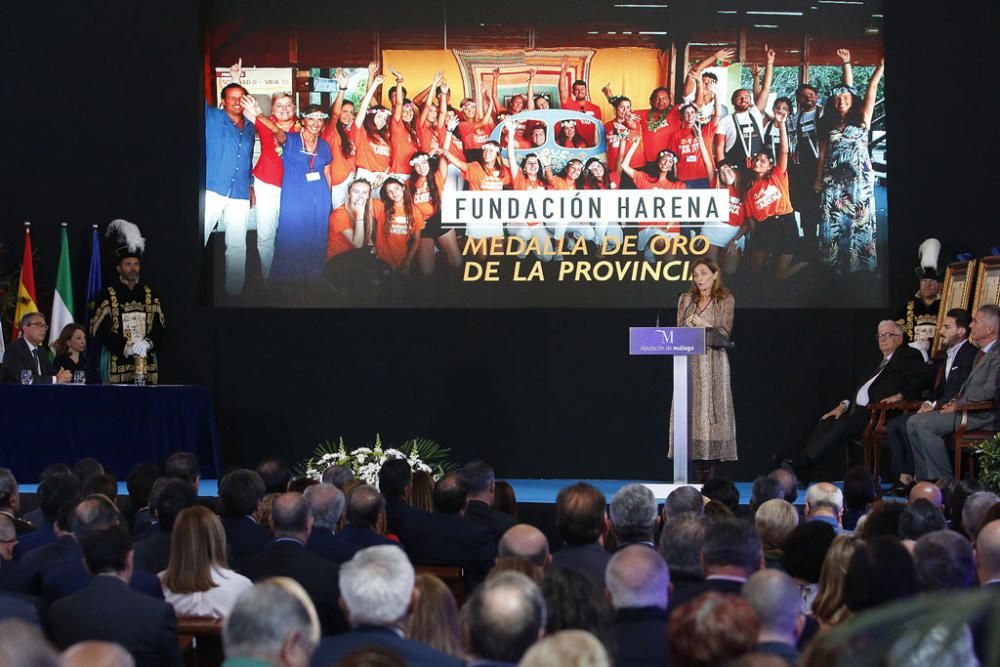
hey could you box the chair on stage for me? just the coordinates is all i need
[414,565,467,607]
[176,616,224,667]
[950,400,999,481]
[857,398,924,479]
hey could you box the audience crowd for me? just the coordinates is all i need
[1,454,999,667]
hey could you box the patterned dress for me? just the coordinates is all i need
[818,123,877,272]
[668,292,738,461]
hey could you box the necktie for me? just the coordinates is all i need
[974,349,985,366]
[31,348,40,375]
[875,357,888,374]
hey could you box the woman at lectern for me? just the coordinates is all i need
[669,257,737,481]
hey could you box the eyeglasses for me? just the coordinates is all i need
[877,333,901,340]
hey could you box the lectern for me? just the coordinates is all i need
[629,327,706,483]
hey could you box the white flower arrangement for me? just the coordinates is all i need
[299,434,452,486]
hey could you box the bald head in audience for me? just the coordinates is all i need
[499,524,550,568]
[742,569,805,647]
[271,493,313,542]
[975,519,1000,585]
[605,544,669,610]
[61,641,135,667]
[909,482,943,508]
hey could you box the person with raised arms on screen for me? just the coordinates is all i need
[713,45,775,169]
[353,64,392,196]
[441,117,510,243]
[558,57,601,145]
[409,147,462,276]
[620,134,687,264]
[456,69,497,165]
[683,47,736,124]
[506,118,554,261]
[321,67,358,212]
[203,59,256,296]
[388,68,420,183]
[581,157,623,254]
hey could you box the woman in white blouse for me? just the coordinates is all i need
[160,505,253,618]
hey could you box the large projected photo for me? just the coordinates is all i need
[203,3,886,308]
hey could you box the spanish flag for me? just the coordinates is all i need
[11,223,39,342]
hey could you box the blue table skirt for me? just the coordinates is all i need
[0,384,220,482]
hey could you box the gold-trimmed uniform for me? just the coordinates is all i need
[90,282,165,384]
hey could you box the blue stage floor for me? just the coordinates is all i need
[21,479,804,506]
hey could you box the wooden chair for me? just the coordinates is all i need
[414,565,467,607]
[951,401,999,480]
[859,399,923,478]
[176,616,224,667]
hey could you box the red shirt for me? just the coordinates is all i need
[724,184,746,228]
[322,122,356,187]
[561,99,603,145]
[389,118,419,175]
[605,119,644,171]
[354,128,392,173]
[745,167,793,221]
[371,200,426,268]
[638,107,682,164]
[253,118,300,187]
[667,122,715,182]
[630,172,687,232]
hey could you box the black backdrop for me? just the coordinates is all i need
[2,2,996,481]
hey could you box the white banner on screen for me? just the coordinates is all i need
[441,189,727,226]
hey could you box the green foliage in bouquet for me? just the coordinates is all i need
[297,434,458,486]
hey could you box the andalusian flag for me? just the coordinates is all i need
[11,223,39,342]
[48,223,75,352]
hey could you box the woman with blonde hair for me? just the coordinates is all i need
[160,506,252,618]
[405,574,465,660]
[520,630,610,667]
[811,533,862,628]
[755,498,799,568]
[409,470,434,513]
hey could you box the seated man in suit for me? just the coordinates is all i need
[1,313,71,384]
[238,492,347,635]
[0,515,34,596]
[742,569,805,664]
[886,309,978,491]
[133,479,197,575]
[13,473,80,561]
[399,474,496,589]
[465,571,546,666]
[223,579,319,667]
[658,513,709,606]
[460,461,516,542]
[908,304,1000,481]
[606,545,670,667]
[0,469,36,536]
[378,459,428,537]
[303,483,345,562]
[667,519,763,616]
[551,482,611,588]
[792,320,931,481]
[310,546,463,667]
[609,483,658,549]
[47,525,179,667]
[499,524,551,570]
[325,485,397,564]
[42,494,163,605]
[19,496,81,593]
[219,469,271,560]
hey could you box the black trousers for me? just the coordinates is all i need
[798,409,871,472]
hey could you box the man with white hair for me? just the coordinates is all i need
[962,491,1000,542]
[804,483,844,532]
[609,484,658,549]
[223,578,319,667]
[790,319,930,481]
[303,484,345,562]
[742,569,805,663]
[309,546,463,667]
[907,304,1000,481]
[605,545,670,667]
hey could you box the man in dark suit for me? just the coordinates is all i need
[47,525,179,667]
[324,485,397,564]
[465,571,546,667]
[657,513,710,606]
[222,579,319,667]
[667,520,763,617]
[908,304,1000,480]
[551,482,611,589]
[609,483,658,550]
[461,461,516,542]
[0,515,34,595]
[0,469,36,536]
[303,483,345,562]
[399,474,496,589]
[1,312,71,384]
[378,459,428,537]
[19,496,80,594]
[310,545,463,667]
[12,473,80,561]
[606,545,670,667]
[218,469,271,560]
[743,569,805,664]
[792,320,932,481]
[886,309,978,490]
[133,480,196,574]
[41,494,163,605]
[238,492,347,635]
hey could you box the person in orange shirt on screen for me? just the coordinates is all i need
[327,178,374,262]
[371,177,425,275]
[620,134,687,264]
[441,119,510,241]
[321,68,358,212]
[408,150,461,276]
[744,108,806,281]
[506,119,554,261]
[352,67,392,196]
[388,72,420,182]
[581,158,623,253]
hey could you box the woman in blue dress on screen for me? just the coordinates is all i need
[247,99,333,284]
